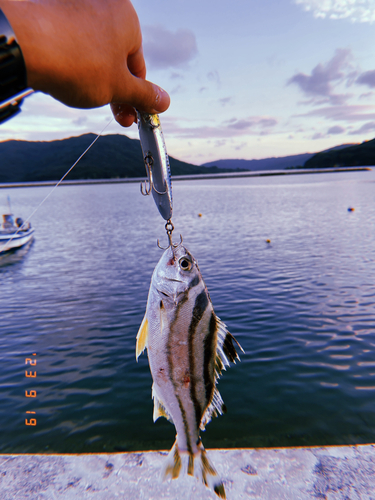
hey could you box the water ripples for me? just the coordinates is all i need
[1,170,375,452]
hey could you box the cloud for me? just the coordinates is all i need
[295,0,375,23]
[143,26,198,69]
[161,115,278,139]
[312,132,325,140]
[287,49,353,105]
[227,119,255,130]
[225,117,278,131]
[287,51,375,136]
[170,72,184,80]
[235,142,247,151]
[309,125,345,139]
[259,118,278,128]
[294,104,375,123]
[0,92,116,142]
[72,116,88,127]
[359,91,374,100]
[170,85,184,94]
[219,97,232,106]
[357,70,375,88]
[327,125,345,134]
[207,70,221,87]
[348,121,375,134]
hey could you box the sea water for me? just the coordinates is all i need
[1,169,375,453]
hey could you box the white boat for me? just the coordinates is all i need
[0,213,34,254]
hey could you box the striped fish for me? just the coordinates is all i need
[136,243,242,498]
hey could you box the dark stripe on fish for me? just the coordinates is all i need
[176,395,193,454]
[189,275,200,289]
[203,313,217,403]
[167,292,193,455]
[189,289,209,428]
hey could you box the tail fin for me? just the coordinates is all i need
[162,439,226,499]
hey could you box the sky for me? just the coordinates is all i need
[2,0,375,165]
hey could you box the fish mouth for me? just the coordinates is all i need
[156,282,186,302]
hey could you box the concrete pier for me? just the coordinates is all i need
[1,445,375,499]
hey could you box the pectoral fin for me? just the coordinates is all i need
[136,315,149,360]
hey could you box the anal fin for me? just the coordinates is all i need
[152,385,173,423]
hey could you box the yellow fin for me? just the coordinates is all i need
[153,397,171,422]
[163,440,182,480]
[152,385,173,423]
[136,315,148,360]
[161,440,225,498]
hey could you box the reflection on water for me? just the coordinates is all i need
[0,240,34,268]
[1,169,375,453]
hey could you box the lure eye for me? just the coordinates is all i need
[179,257,192,271]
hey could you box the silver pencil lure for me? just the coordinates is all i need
[137,112,173,221]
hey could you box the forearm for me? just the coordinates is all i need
[0,0,170,125]
[1,0,135,106]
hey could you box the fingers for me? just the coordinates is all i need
[110,103,137,127]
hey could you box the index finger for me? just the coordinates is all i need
[127,45,146,79]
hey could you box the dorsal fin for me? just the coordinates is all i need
[215,316,243,377]
[200,388,226,430]
[200,315,243,429]
[136,315,149,360]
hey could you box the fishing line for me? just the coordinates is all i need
[0,117,114,253]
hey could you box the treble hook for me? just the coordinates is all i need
[157,219,183,250]
[140,153,153,196]
[140,151,168,197]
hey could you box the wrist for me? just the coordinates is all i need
[0,6,32,123]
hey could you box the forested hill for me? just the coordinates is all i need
[304,139,375,169]
[203,153,314,171]
[2,134,373,183]
[0,133,235,183]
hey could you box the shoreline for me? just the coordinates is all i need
[0,166,371,189]
[1,444,375,498]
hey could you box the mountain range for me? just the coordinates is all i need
[0,134,241,183]
[202,144,359,171]
[304,139,375,169]
[0,134,374,183]
[202,153,314,171]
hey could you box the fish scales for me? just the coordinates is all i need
[136,243,242,498]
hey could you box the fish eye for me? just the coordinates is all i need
[179,256,192,271]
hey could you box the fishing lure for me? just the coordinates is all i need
[137,112,173,221]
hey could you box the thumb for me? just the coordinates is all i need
[111,77,170,127]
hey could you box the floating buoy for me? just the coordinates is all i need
[266,239,271,244]
[348,207,355,212]
[198,213,202,217]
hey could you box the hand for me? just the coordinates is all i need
[0,0,170,126]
